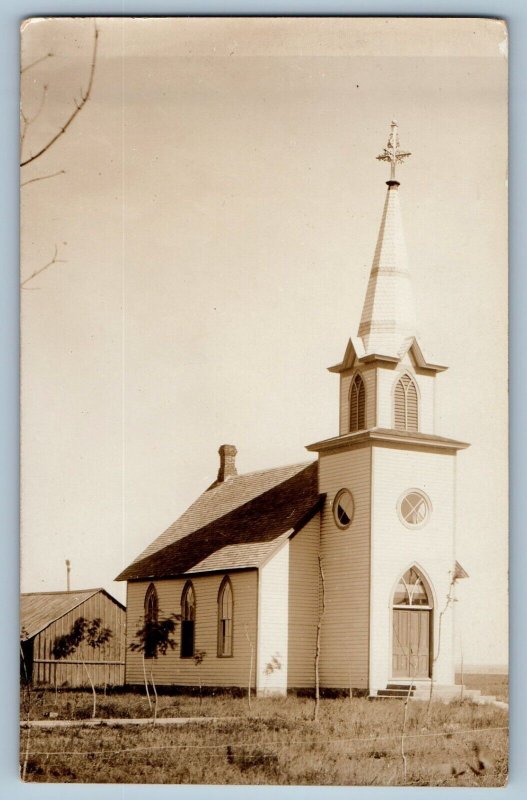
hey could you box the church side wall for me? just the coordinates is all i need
[369,445,456,692]
[318,446,371,689]
[257,542,290,695]
[125,571,258,687]
[287,514,320,688]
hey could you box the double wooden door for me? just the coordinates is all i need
[392,608,430,678]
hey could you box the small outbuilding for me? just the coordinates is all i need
[20,588,126,687]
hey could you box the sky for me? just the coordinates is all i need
[20,17,508,667]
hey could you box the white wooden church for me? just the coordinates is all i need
[117,122,469,697]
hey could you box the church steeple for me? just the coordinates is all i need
[358,121,416,357]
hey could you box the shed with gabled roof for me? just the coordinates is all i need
[20,588,126,687]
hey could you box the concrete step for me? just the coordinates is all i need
[371,684,488,703]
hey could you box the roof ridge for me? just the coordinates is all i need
[219,459,314,481]
[21,588,101,597]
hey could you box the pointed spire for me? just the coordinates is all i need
[358,122,417,356]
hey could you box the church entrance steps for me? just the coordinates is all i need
[369,682,504,705]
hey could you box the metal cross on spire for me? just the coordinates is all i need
[376,120,411,181]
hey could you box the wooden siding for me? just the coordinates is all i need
[318,446,371,689]
[339,366,376,435]
[257,544,289,695]
[287,514,320,688]
[369,445,456,691]
[31,592,125,687]
[125,571,258,687]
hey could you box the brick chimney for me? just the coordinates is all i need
[217,444,238,482]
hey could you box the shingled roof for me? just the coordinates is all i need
[116,460,322,581]
[20,589,125,641]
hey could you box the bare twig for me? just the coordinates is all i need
[427,573,458,714]
[20,84,48,153]
[400,678,414,782]
[21,244,66,288]
[20,23,98,168]
[244,626,254,710]
[460,644,465,702]
[150,667,158,725]
[313,554,326,722]
[141,654,152,711]
[20,642,32,781]
[21,52,53,74]
[80,657,97,719]
[21,169,66,188]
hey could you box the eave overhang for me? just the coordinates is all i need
[328,337,447,374]
[306,427,470,454]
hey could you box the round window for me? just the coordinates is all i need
[398,490,431,528]
[333,489,354,529]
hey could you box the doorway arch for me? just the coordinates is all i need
[392,566,433,678]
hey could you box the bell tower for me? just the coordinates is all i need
[307,122,469,694]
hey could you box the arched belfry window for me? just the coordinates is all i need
[144,583,158,658]
[393,567,431,607]
[394,374,418,432]
[350,373,366,432]
[217,577,233,657]
[180,581,196,658]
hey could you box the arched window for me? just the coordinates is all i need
[394,374,418,432]
[180,581,196,658]
[393,567,431,607]
[144,583,158,659]
[217,577,233,657]
[350,373,366,432]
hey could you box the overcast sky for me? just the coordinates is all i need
[21,17,508,667]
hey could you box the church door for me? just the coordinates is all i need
[392,568,432,679]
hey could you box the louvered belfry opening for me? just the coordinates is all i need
[394,373,418,432]
[350,373,366,432]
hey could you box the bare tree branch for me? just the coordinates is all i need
[21,245,67,288]
[21,169,65,188]
[427,572,458,714]
[313,554,326,722]
[20,84,48,152]
[20,23,98,168]
[244,626,254,710]
[21,51,53,74]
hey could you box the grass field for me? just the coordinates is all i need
[20,675,508,786]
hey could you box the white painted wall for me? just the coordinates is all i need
[288,514,320,688]
[257,542,290,695]
[369,445,456,692]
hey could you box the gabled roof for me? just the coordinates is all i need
[20,588,125,641]
[116,461,322,581]
[328,336,446,374]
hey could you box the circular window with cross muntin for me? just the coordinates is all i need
[398,489,431,529]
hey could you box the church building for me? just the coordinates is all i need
[116,122,469,697]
